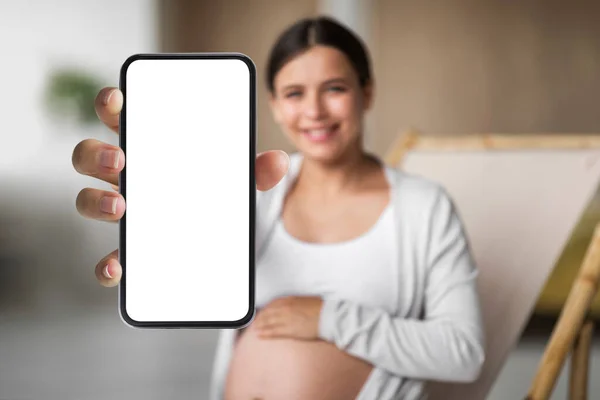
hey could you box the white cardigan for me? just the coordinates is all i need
[209,153,485,400]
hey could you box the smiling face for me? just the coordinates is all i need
[269,45,373,164]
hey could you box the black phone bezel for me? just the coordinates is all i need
[118,52,257,329]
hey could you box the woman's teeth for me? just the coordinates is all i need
[308,129,329,138]
[303,126,337,141]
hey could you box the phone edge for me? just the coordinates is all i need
[117,52,257,330]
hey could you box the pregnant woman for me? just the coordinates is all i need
[72,16,485,400]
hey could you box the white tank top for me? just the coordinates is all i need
[256,203,398,314]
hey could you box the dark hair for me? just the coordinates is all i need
[265,16,372,93]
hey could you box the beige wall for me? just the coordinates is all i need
[160,0,600,157]
[159,0,318,153]
[371,0,600,155]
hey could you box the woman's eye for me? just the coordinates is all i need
[328,86,346,93]
[285,91,302,98]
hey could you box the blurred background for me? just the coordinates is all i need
[1,0,600,399]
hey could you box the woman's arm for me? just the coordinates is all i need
[318,187,485,383]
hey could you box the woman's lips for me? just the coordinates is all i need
[301,124,339,143]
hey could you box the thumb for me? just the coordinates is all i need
[256,150,289,191]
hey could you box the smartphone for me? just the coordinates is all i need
[118,53,256,329]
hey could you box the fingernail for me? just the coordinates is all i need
[103,264,113,279]
[103,89,115,105]
[100,150,120,169]
[100,197,117,214]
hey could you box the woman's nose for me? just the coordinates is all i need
[303,92,326,119]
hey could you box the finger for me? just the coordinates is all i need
[72,139,124,186]
[76,188,126,222]
[95,249,122,287]
[95,87,123,134]
[111,184,119,192]
[258,324,288,339]
[256,150,289,191]
[252,309,269,328]
[255,310,282,330]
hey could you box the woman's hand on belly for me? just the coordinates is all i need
[225,310,373,400]
[254,296,324,340]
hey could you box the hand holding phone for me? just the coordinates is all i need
[71,53,289,329]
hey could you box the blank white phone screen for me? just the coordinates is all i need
[120,55,254,327]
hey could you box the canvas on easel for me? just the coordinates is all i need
[385,131,600,400]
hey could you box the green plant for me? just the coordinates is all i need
[44,68,105,125]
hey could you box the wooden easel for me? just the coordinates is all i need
[385,130,600,400]
[525,229,599,400]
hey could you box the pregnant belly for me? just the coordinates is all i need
[224,324,373,400]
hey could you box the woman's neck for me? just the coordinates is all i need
[294,148,379,197]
